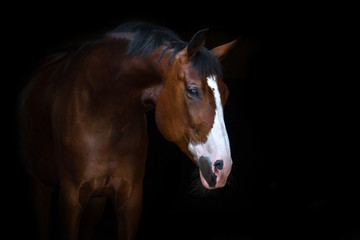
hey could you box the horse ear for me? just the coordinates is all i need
[210,39,239,60]
[176,28,209,63]
[187,28,209,59]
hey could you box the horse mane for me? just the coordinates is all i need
[110,22,223,77]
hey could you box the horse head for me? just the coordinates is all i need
[155,29,237,189]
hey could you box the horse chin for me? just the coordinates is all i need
[199,169,226,190]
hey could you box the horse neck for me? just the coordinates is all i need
[70,38,167,119]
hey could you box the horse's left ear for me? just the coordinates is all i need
[210,39,239,60]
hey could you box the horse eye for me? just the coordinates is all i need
[186,87,200,98]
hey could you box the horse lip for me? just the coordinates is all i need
[198,156,217,188]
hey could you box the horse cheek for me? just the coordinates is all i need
[155,90,177,143]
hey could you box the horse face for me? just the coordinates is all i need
[155,31,237,189]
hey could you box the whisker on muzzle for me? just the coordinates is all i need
[188,168,213,197]
[187,162,239,198]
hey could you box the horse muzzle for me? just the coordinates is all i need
[198,156,232,189]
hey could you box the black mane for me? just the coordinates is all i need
[111,22,222,77]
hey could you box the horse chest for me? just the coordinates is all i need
[79,175,131,202]
[67,115,149,182]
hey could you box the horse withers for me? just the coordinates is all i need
[19,22,237,240]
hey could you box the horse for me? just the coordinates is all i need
[18,22,237,240]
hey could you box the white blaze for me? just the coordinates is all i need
[187,75,232,167]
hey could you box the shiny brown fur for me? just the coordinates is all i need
[19,23,236,240]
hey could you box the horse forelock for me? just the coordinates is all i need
[160,43,223,78]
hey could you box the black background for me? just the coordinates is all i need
[5,2,357,240]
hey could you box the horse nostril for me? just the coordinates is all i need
[214,160,224,170]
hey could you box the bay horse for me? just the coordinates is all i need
[19,22,237,240]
